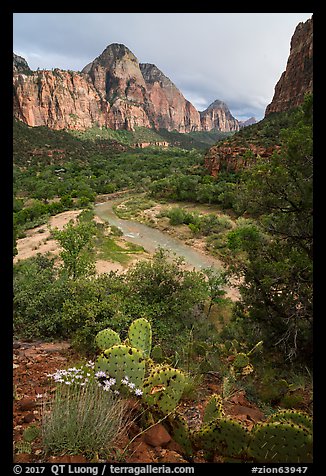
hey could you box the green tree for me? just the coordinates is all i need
[52,217,97,279]
[124,249,209,348]
[13,255,69,338]
[228,95,313,362]
[204,268,227,317]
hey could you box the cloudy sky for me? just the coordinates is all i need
[13,12,312,121]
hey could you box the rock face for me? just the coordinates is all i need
[140,63,201,132]
[13,69,108,130]
[204,143,280,177]
[82,44,151,131]
[13,53,31,74]
[200,100,240,132]
[13,44,232,133]
[265,16,313,116]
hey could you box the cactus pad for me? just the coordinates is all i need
[168,414,194,457]
[192,417,250,458]
[248,421,313,463]
[233,352,250,369]
[142,365,186,415]
[128,318,152,357]
[15,440,32,454]
[95,344,145,390]
[202,394,225,423]
[95,328,121,351]
[266,410,313,433]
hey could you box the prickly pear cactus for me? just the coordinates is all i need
[233,352,250,369]
[142,365,186,415]
[202,393,225,423]
[128,318,152,357]
[95,328,121,351]
[266,409,313,433]
[15,440,32,454]
[168,413,194,457]
[192,417,250,458]
[95,344,145,390]
[248,421,313,463]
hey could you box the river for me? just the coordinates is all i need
[94,198,240,300]
[94,198,225,272]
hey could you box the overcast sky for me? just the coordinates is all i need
[13,12,312,121]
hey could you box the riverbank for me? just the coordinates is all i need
[14,192,240,301]
[13,207,147,275]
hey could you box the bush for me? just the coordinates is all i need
[167,207,186,225]
[13,255,70,339]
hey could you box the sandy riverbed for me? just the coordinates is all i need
[13,209,142,275]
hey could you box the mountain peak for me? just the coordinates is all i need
[206,99,227,110]
[239,117,257,128]
[13,53,31,74]
[82,43,138,73]
[200,99,239,132]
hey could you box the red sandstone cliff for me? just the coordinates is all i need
[200,100,240,132]
[13,69,109,130]
[204,16,313,177]
[13,44,237,133]
[265,16,313,116]
[139,63,201,132]
[204,142,280,177]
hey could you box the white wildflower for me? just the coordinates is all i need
[95,370,107,378]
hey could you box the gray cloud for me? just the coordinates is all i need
[13,12,312,121]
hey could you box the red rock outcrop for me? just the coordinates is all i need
[204,142,280,177]
[140,63,201,132]
[205,16,312,177]
[200,100,240,132]
[13,69,109,130]
[265,16,313,116]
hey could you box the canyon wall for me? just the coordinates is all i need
[265,16,313,116]
[13,44,238,133]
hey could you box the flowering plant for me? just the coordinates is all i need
[47,361,143,398]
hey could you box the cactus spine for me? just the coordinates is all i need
[168,414,194,458]
[266,409,312,432]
